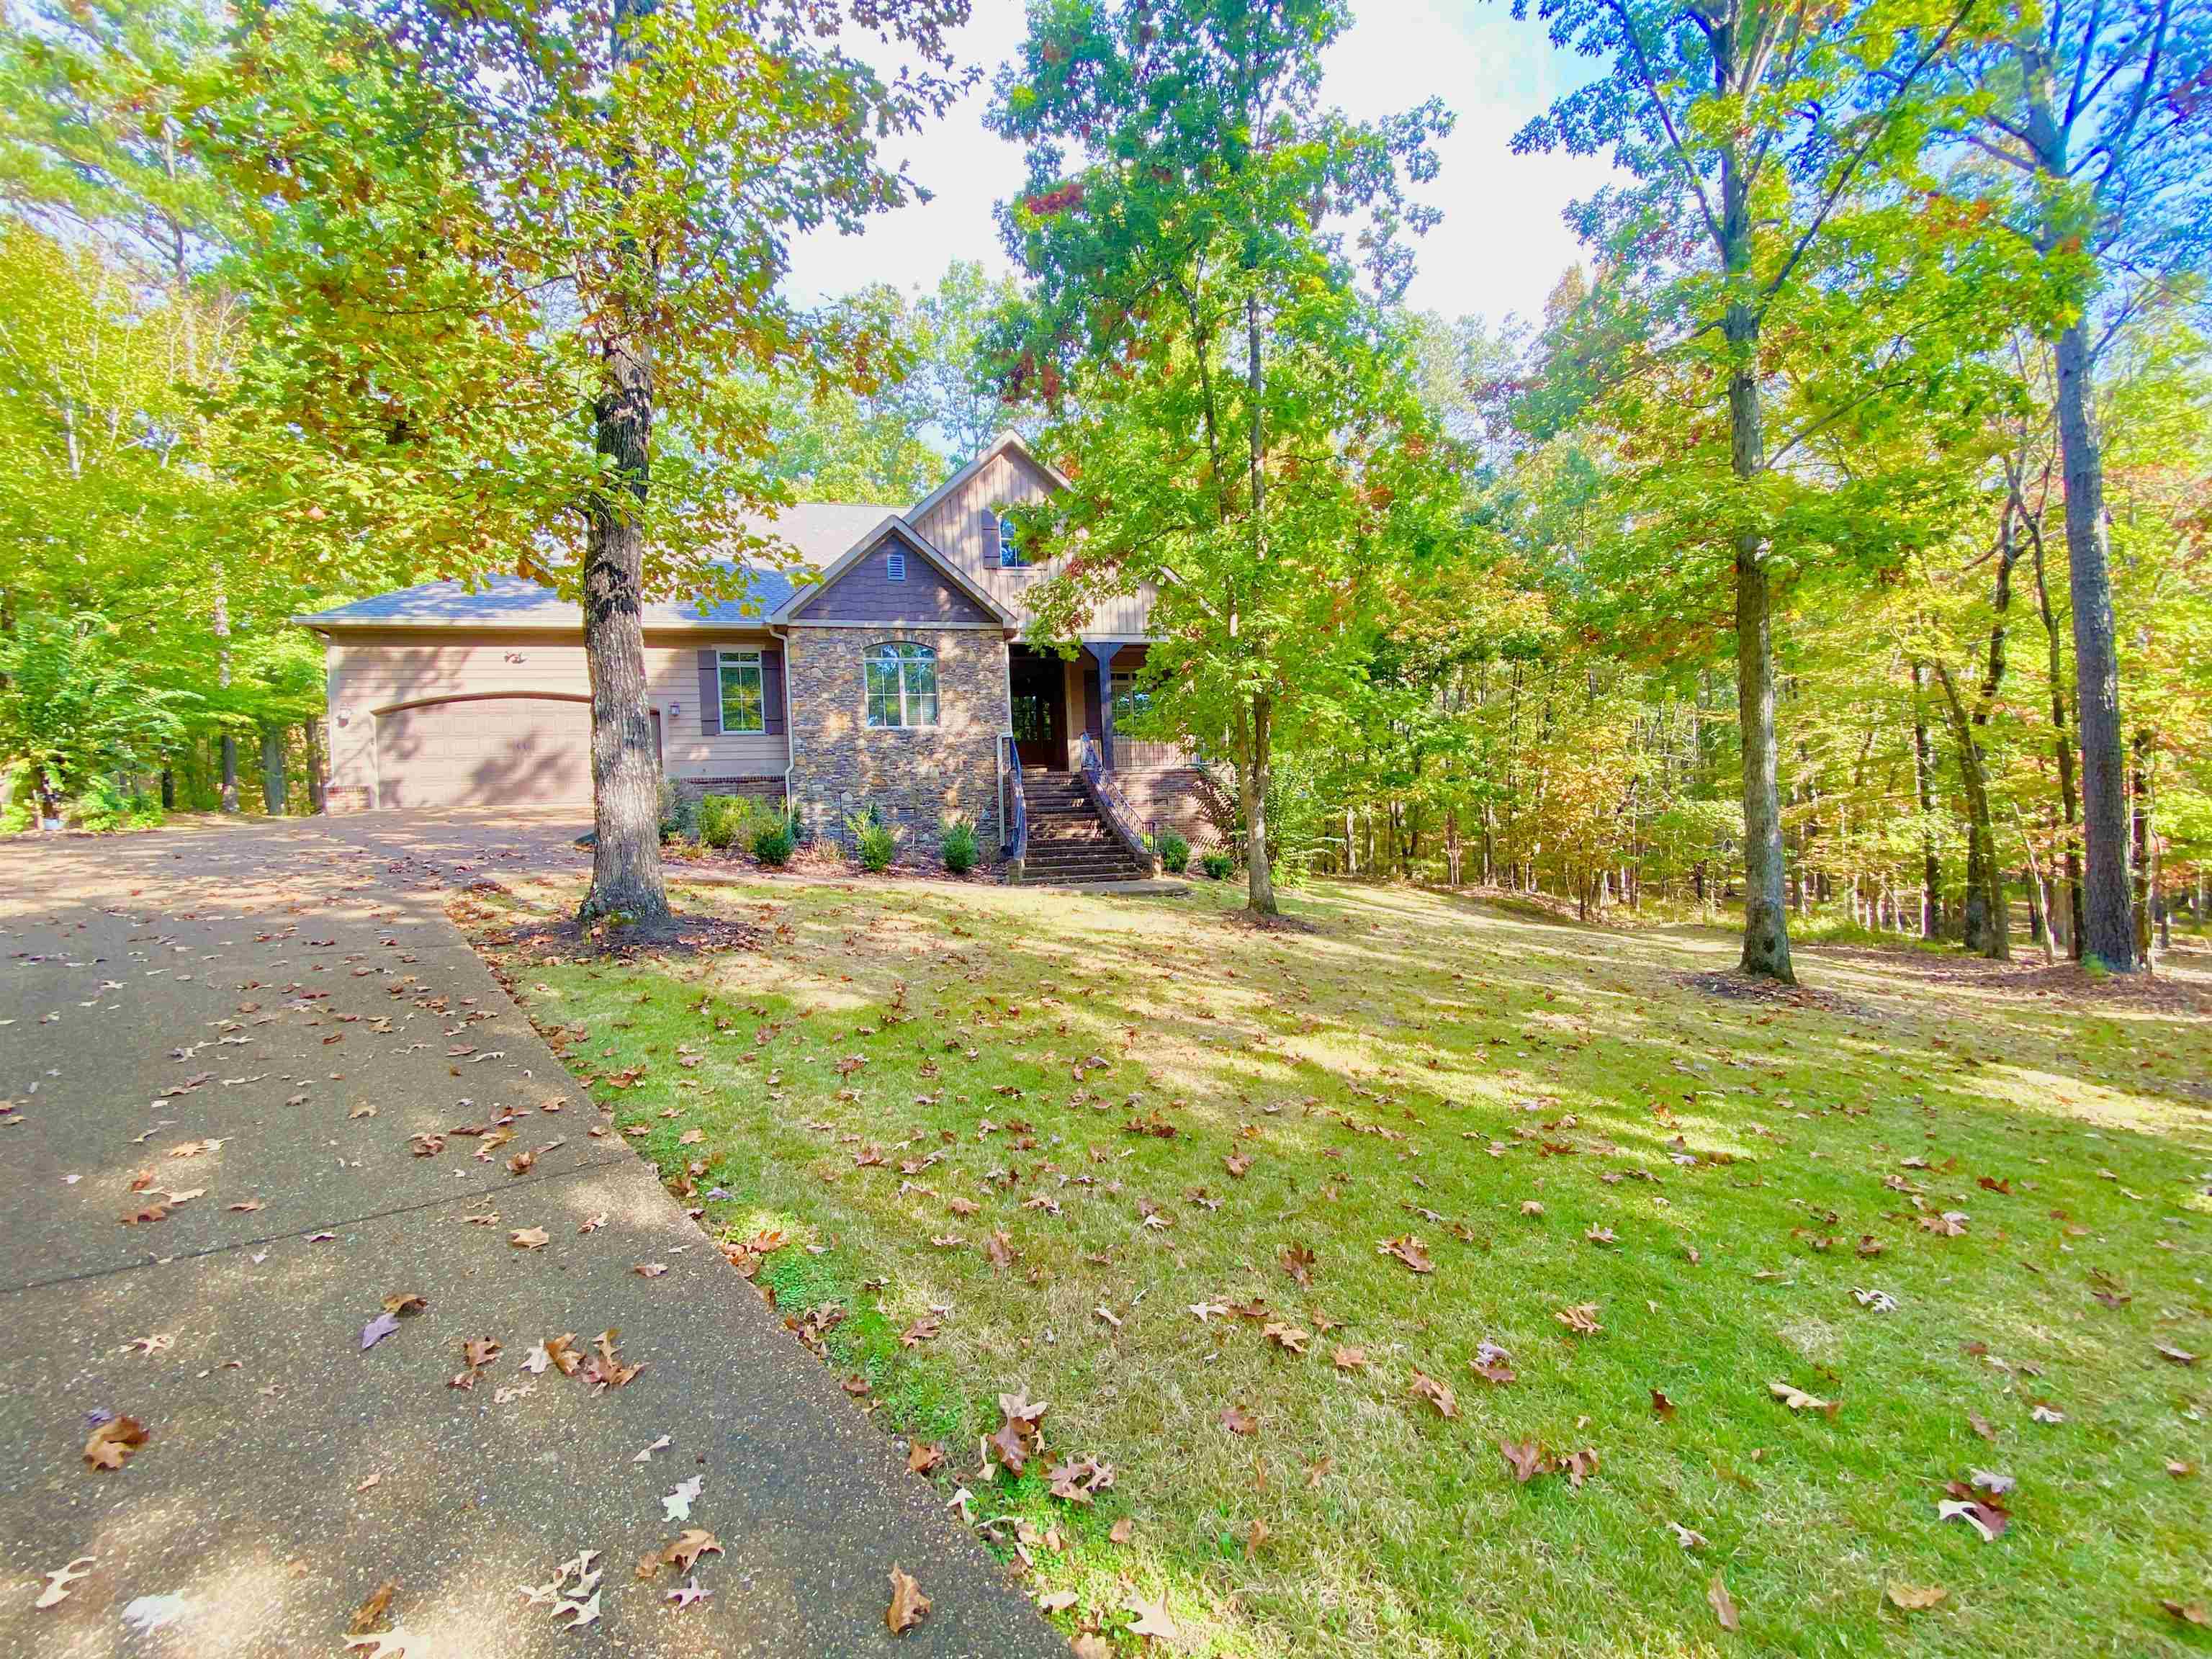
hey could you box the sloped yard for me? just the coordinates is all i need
[459,871,2212,1658]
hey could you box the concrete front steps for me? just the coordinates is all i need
[1017,771,1155,886]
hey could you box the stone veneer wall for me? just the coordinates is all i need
[785,626,1007,856]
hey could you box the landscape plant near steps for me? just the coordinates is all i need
[939,815,980,875]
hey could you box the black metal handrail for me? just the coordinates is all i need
[1074,732,1157,873]
[1002,733,1028,863]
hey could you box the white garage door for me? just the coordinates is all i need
[374,696,593,809]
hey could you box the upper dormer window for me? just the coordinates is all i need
[995,511,1028,569]
[886,549,907,582]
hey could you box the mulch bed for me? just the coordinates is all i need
[485,909,767,963]
[1680,969,1880,1020]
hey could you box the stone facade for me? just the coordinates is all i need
[786,626,1008,857]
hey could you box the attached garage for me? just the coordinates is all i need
[372,694,592,810]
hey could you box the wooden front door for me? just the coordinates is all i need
[1008,651,1067,772]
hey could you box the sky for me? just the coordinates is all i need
[784,0,1615,330]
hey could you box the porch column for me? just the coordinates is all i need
[1084,642,1120,770]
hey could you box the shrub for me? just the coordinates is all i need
[1156,830,1190,873]
[657,781,699,842]
[940,815,980,874]
[71,778,163,833]
[848,809,899,873]
[698,793,755,850]
[751,814,796,866]
[1200,850,1233,881]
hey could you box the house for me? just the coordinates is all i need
[296,434,1213,877]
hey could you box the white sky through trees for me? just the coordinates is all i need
[783,0,1612,328]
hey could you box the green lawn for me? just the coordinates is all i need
[465,871,2212,1658]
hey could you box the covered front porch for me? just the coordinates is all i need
[1005,639,1172,775]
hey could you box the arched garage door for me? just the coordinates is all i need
[374,695,593,809]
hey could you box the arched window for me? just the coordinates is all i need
[864,642,938,729]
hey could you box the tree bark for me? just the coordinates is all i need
[1932,662,2008,959]
[302,720,326,814]
[2052,319,2134,968]
[259,725,284,816]
[2029,534,2084,956]
[1238,692,1279,915]
[577,0,670,924]
[1911,663,1940,938]
[1722,143,1793,980]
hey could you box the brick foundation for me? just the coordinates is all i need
[671,775,784,811]
[1116,765,1226,848]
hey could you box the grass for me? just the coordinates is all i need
[464,871,2212,1658]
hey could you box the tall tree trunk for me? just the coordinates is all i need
[214,593,237,811]
[578,0,670,924]
[1239,288,1277,917]
[1932,662,2008,960]
[260,725,284,816]
[1911,662,1940,938]
[2131,729,2154,967]
[302,720,325,814]
[1238,693,1278,915]
[2052,320,2133,966]
[1722,171,1793,981]
[2029,534,2084,956]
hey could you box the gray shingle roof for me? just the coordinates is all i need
[295,503,904,630]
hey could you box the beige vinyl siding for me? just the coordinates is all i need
[323,629,788,800]
[913,446,1158,639]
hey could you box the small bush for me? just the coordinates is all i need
[657,781,699,842]
[698,793,752,850]
[1200,851,1233,881]
[1156,830,1190,873]
[848,809,899,873]
[751,814,796,866]
[940,815,980,874]
[71,778,163,833]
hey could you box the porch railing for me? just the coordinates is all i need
[1074,731,1160,876]
[1001,733,1028,866]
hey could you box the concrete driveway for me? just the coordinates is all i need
[0,812,1061,1658]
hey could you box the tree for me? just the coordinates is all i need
[1509,0,1990,981]
[0,614,192,820]
[1940,2,2212,968]
[216,0,970,920]
[990,0,1453,914]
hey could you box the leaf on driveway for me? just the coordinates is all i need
[83,1416,148,1471]
[35,1557,95,1609]
[662,1475,703,1522]
[886,1565,930,1635]
[509,1226,549,1249]
[360,1312,401,1352]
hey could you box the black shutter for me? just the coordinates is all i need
[697,649,721,735]
[761,644,786,737]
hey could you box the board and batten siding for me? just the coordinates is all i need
[322,630,789,801]
[912,446,1157,639]
[795,535,996,626]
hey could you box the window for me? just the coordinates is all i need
[716,649,765,734]
[1110,669,1152,728]
[995,511,1027,569]
[865,642,938,729]
[886,549,907,582]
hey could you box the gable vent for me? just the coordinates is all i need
[886,549,907,582]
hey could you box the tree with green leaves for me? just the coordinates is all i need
[215,0,971,920]
[0,613,193,822]
[1509,0,1995,981]
[990,0,1454,914]
[1937,1,2212,969]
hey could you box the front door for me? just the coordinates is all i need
[1008,651,1067,772]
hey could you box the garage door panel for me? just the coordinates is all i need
[376,697,593,809]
